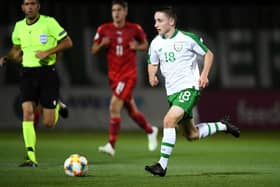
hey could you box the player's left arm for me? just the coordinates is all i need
[199,49,214,88]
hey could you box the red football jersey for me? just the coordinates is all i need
[93,22,147,82]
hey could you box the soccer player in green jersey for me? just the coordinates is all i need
[0,0,73,167]
[144,6,240,177]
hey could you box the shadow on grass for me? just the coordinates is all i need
[173,171,266,177]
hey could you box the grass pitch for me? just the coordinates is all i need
[0,129,279,187]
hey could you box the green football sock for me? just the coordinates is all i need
[196,122,227,139]
[159,128,176,169]
[22,121,37,163]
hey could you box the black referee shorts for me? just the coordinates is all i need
[20,65,60,109]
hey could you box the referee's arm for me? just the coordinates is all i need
[35,36,73,60]
[0,45,22,66]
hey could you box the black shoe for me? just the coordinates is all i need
[221,116,240,138]
[145,163,167,177]
[18,160,38,167]
[59,101,69,118]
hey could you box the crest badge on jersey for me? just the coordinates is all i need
[40,34,48,44]
[174,42,183,52]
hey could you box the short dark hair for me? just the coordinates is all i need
[112,0,128,9]
[155,6,177,24]
[22,0,40,4]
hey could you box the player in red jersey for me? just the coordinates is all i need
[91,0,158,156]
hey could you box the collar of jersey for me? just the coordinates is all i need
[161,28,178,39]
[25,14,40,26]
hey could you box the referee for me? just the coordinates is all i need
[0,0,73,167]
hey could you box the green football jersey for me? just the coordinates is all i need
[12,15,67,67]
[148,29,208,96]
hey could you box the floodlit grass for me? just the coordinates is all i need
[0,129,279,187]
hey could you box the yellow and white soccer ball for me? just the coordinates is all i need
[63,154,88,177]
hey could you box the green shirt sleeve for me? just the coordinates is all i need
[48,17,67,41]
[182,31,208,53]
[12,23,20,46]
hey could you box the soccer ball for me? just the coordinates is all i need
[63,154,88,177]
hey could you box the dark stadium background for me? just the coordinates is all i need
[1,0,280,130]
[1,3,279,187]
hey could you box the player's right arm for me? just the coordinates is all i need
[148,64,159,87]
[147,39,160,87]
[91,25,110,55]
[91,37,110,55]
[0,45,22,67]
